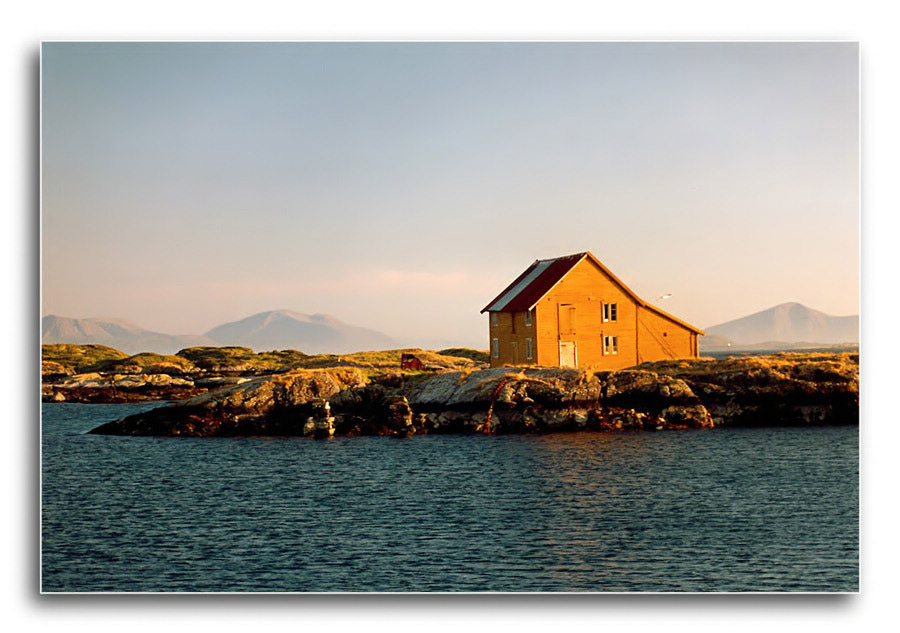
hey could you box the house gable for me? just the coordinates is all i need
[535,256,641,368]
[482,251,703,335]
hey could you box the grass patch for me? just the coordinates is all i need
[94,352,197,374]
[45,344,491,378]
[289,348,488,379]
[42,344,129,373]
[437,348,491,364]
[177,346,310,371]
[641,352,858,384]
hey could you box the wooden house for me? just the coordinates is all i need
[480,251,704,369]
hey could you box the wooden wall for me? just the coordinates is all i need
[487,310,538,367]
[636,306,695,362]
[534,257,639,370]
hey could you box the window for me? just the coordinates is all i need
[525,338,533,360]
[491,313,498,327]
[603,335,618,355]
[492,338,499,358]
[603,303,618,323]
[525,310,532,327]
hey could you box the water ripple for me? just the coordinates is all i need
[42,403,858,592]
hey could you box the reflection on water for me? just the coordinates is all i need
[42,403,858,592]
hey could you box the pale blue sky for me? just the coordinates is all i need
[41,42,858,349]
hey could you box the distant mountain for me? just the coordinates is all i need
[42,315,216,355]
[701,302,858,351]
[42,310,398,355]
[204,310,396,354]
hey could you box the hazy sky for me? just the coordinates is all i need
[41,42,858,349]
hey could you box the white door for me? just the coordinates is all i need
[559,341,576,367]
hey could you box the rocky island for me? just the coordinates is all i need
[81,351,858,437]
[41,344,484,403]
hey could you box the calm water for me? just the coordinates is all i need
[41,402,858,592]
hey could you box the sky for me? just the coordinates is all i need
[41,42,859,349]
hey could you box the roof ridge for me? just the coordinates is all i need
[538,251,587,262]
[481,253,587,313]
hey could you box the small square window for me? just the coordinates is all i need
[603,303,618,323]
[491,313,498,327]
[492,338,499,358]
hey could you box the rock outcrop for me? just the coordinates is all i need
[643,353,859,427]
[42,372,206,403]
[88,353,858,437]
[89,368,367,435]
[41,360,72,382]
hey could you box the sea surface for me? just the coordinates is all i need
[41,402,859,592]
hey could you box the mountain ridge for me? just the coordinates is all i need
[701,302,858,350]
[204,310,396,354]
[42,315,216,355]
[42,310,396,355]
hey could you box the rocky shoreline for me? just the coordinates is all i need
[85,352,859,437]
[41,372,254,403]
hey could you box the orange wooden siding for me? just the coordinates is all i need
[534,257,637,369]
[487,255,700,369]
[488,310,538,366]
[636,305,695,363]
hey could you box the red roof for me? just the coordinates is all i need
[481,251,704,334]
[481,252,586,313]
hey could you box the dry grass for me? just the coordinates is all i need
[45,344,491,379]
[266,366,365,387]
[645,352,858,384]
[177,346,309,371]
[295,348,485,377]
[93,352,196,373]
[438,348,490,364]
[42,344,129,373]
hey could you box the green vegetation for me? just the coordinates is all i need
[176,346,309,371]
[297,348,485,375]
[41,344,129,373]
[93,352,197,374]
[640,351,859,384]
[438,348,490,364]
[43,344,490,379]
